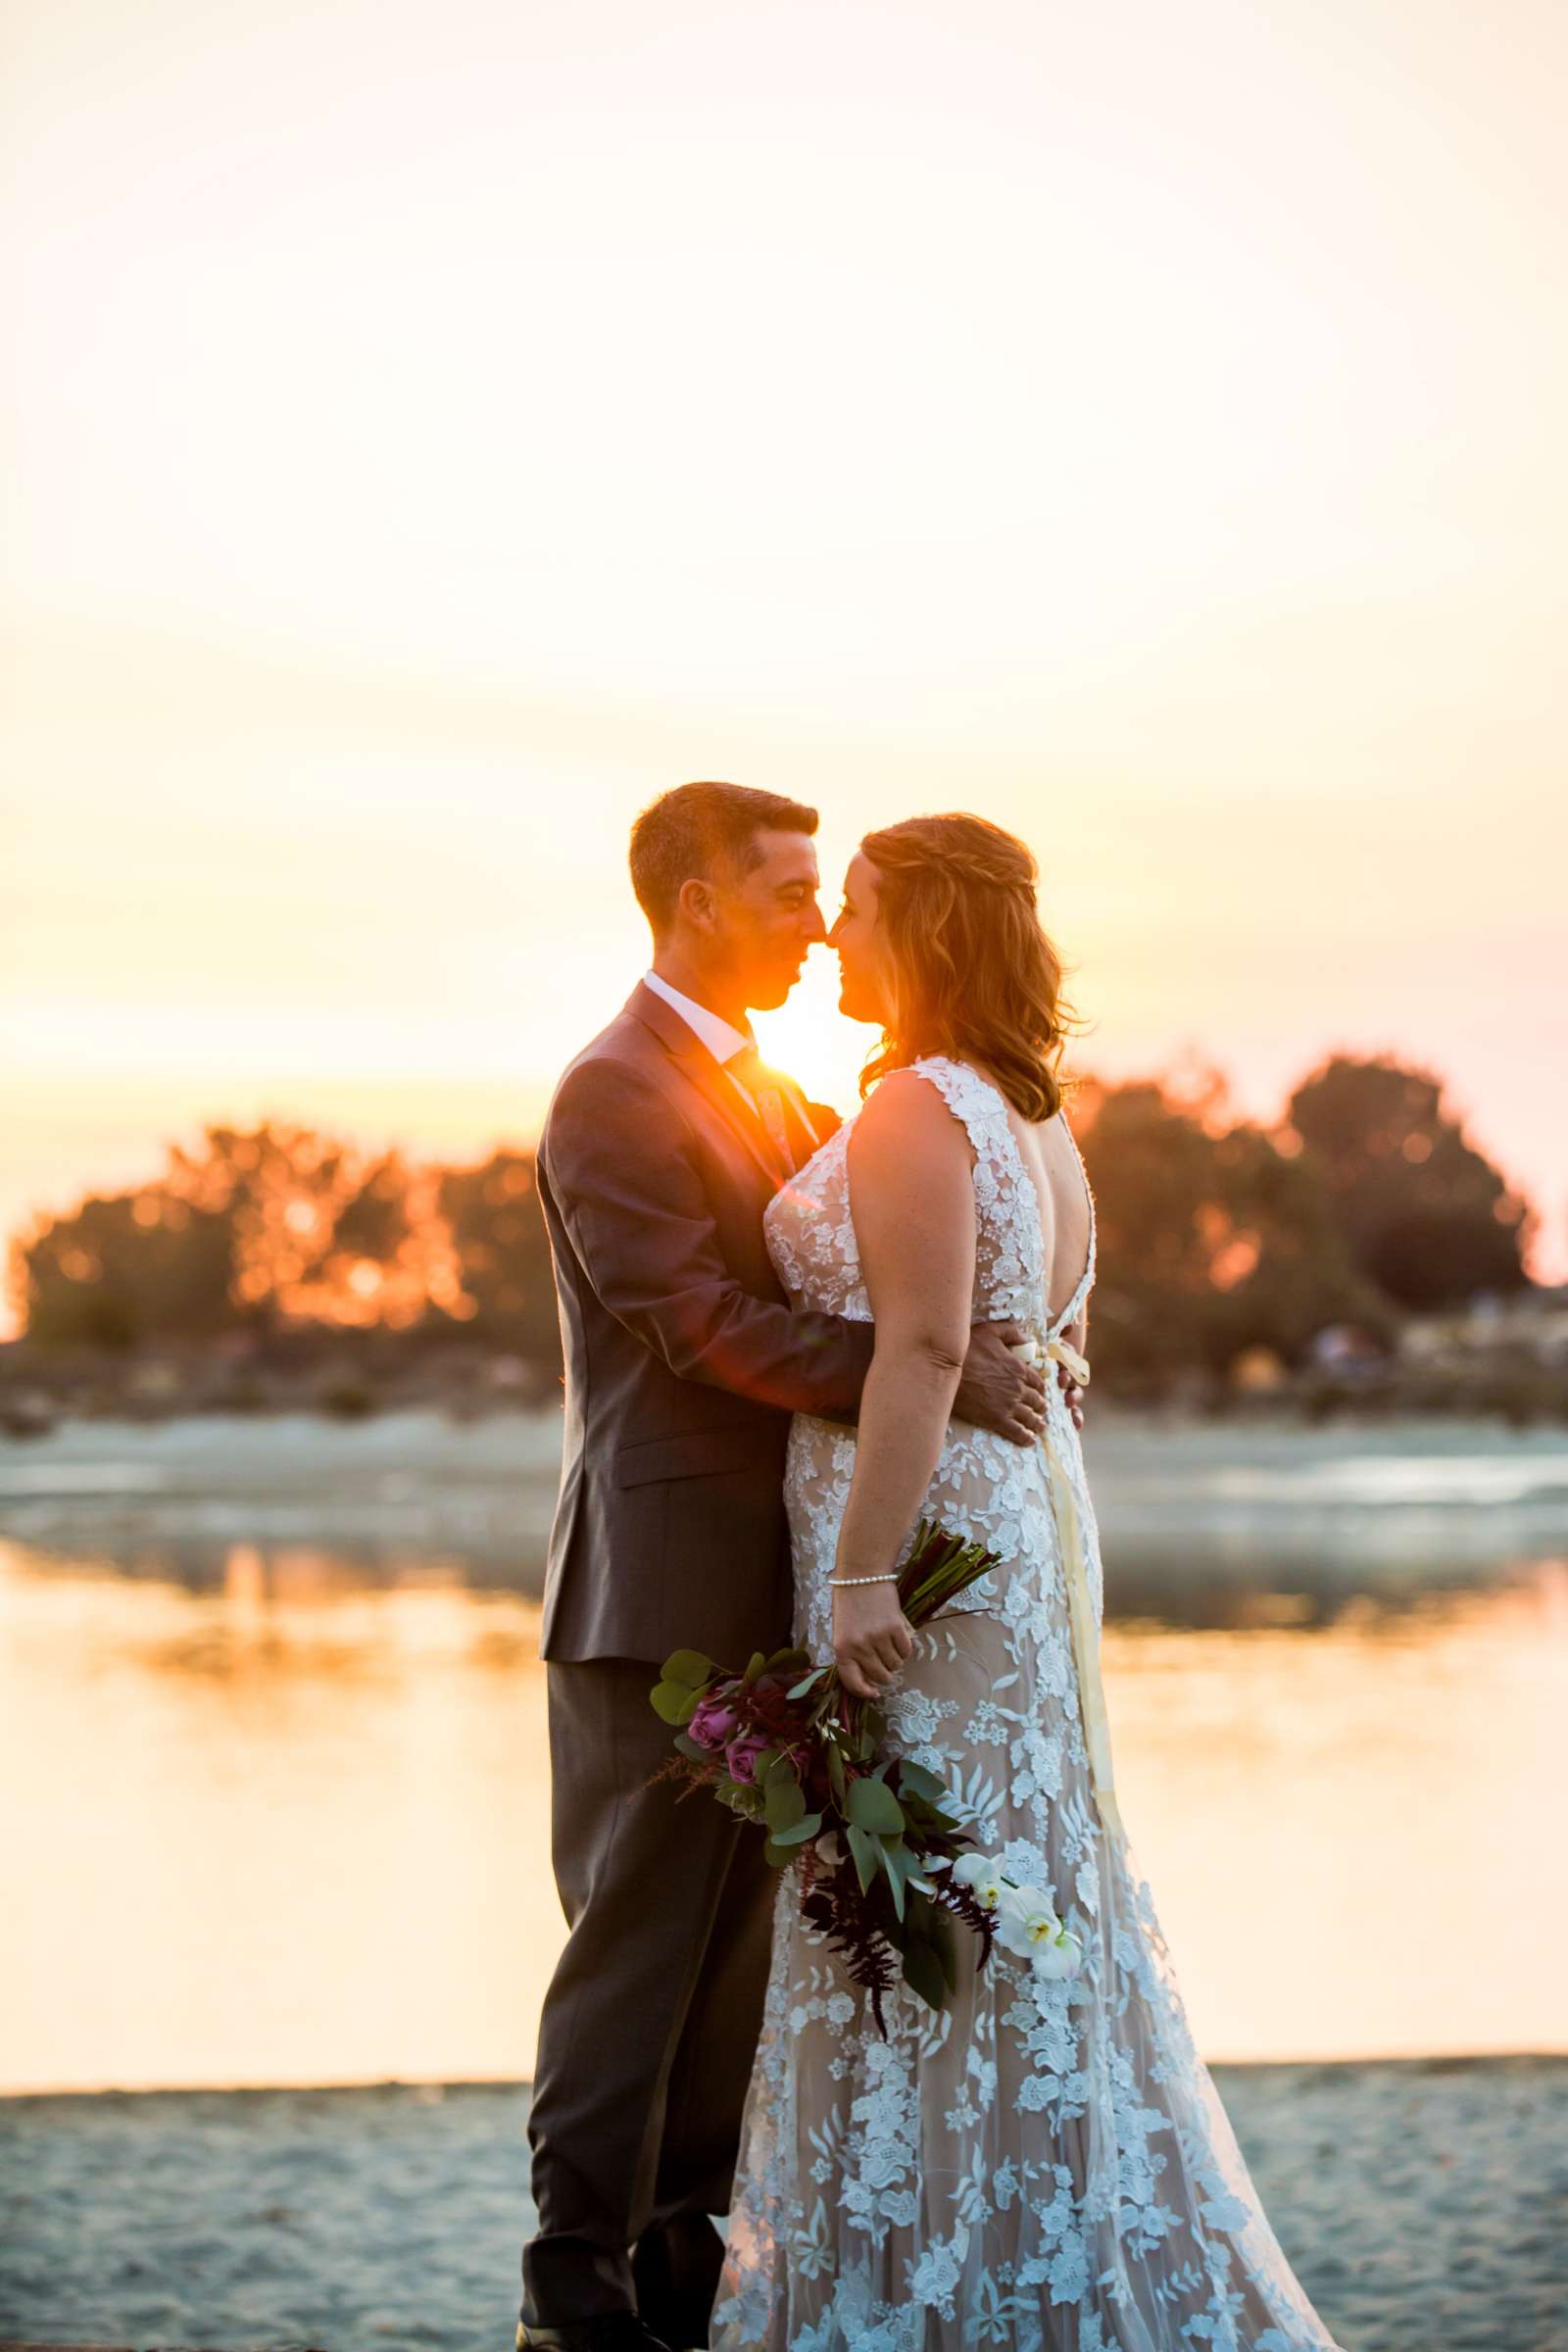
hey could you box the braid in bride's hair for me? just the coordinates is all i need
[858,812,1085,1121]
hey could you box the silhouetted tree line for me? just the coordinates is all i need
[3,1053,1541,1405]
[7,1128,560,1377]
[1072,1054,1535,1395]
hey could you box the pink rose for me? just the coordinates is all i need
[687,1692,742,1753]
[725,1732,772,1786]
[686,1702,743,1759]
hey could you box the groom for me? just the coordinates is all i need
[517,782,1058,2352]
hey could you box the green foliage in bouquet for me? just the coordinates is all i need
[650,1521,1007,2028]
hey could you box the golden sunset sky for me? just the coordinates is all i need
[5,0,1565,1321]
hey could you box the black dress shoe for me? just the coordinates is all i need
[516,2316,673,2352]
[633,2290,713,2351]
[631,2213,722,2351]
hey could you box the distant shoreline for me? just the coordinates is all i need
[5,1402,1566,1597]
[4,2048,1562,2103]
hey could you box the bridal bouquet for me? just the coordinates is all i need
[650,1520,1083,2030]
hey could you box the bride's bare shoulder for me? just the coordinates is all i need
[848,1065,976,1168]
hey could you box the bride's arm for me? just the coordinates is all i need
[832,1073,978,1699]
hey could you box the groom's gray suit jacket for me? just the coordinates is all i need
[535,980,876,1666]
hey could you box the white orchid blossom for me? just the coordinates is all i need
[995,1884,1086,1979]
[1031,1917,1085,1980]
[952,1851,1005,1908]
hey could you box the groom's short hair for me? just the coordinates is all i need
[630,781,818,934]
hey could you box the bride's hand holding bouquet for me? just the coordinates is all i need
[831,1573,915,1700]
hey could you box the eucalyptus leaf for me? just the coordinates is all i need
[846,1823,880,1895]
[662,1649,715,1690]
[895,1760,949,1805]
[879,1836,911,1921]
[764,1777,807,1833]
[743,1650,766,1685]
[902,1936,948,2013]
[932,1911,959,1994]
[846,1776,906,1835]
[786,1666,831,1700]
[769,1812,823,1847]
[651,1681,693,1725]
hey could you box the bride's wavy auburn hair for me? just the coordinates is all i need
[858,812,1083,1122]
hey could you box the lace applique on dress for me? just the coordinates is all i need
[725,1058,1346,2352]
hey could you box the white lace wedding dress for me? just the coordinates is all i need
[710,1057,1346,2352]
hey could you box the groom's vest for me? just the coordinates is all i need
[534,981,874,1666]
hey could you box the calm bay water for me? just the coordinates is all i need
[3,1408,1566,2092]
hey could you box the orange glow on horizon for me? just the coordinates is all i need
[3,0,1564,1301]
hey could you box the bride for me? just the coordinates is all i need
[710,813,1345,2352]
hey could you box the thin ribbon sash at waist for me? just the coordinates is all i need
[1044,1337,1125,1847]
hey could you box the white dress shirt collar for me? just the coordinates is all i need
[643,969,755,1065]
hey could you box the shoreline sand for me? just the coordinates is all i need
[3,2060,1566,2352]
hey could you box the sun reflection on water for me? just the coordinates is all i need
[2,1538,1564,2091]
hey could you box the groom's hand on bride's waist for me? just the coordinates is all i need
[956,1321,1051,1445]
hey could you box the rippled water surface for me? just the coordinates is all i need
[3,1408,1565,2090]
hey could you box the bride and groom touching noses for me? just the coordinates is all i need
[517,780,1078,2352]
[517,780,1347,2352]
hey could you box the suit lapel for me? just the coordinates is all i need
[626,982,791,1191]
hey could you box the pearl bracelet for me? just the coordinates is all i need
[828,1572,901,1587]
